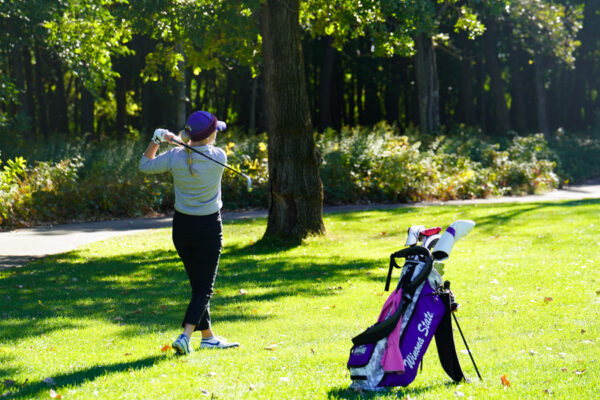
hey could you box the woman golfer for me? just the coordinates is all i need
[139,110,239,354]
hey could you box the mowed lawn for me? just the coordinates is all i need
[1,200,599,399]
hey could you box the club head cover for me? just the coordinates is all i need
[405,225,425,246]
[431,220,475,261]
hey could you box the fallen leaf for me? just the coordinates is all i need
[558,352,567,358]
[279,377,290,382]
[43,378,55,385]
[200,388,210,396]
[529,350,537,356]
[581,329,586,334]
[133,308,142,315]
[160,305,167,310]
[561,368,568,372]
[113,316,123,321]
[161,344,172,352]
[582,340,594,344]
[264,343,277,351]
[543,297,553,303]
[239,289,248,295]
[501,374,511,387]
[49,389,62,398]
[124,353,132,356]
[574,369,586,375]
[248,384,256,391]
[543,389,554,395]
[204,372,217,377]
[454,390,464,397]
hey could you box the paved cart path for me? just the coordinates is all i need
[2,178,599,270]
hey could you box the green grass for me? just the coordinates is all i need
[1,200,599,399]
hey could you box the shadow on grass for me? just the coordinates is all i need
[458,198,600,235]
[6,355,165,399]
[0,241,382,343]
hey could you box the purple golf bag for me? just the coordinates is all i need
[347,222,481,390]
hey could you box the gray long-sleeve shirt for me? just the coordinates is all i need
[139,145,226,216]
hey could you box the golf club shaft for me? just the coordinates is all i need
[170,138,249,180]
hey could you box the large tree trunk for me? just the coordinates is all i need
[260,0,325,240]
[414,33,440,133]
[483,20,510,135]
[534,55,551,137]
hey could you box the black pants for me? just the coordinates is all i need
[172,210,222,331]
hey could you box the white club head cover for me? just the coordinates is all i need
[431,220,475,261]
[405,225,425,246]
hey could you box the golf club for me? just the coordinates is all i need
[168,135,253,191]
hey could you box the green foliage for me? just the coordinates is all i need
[547,130,600,184]
[508,0,584,67]
[0,124,572,231]
[44,0,132,95]
[8,123,600,229]
[317,124,559,203]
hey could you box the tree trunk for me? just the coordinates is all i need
[22,47,36,128]
[319,36,335,130]
[175,70,187,130]
[34,48,49,136]
[249,76,258,133]
[80,85,95,136]
[384,58,400,125]
[10,45,30,124]
[534,55,551,137]
[115,75,127,134]
[260,0,325,240]
[53,62,69,134]
[509,46,527,133]
[460,57,476,126]
[483,20,510,135]
[414,33,440,133]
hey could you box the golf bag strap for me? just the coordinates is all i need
[352,297,404,345]
[434,292,466,383]
[385,246,433,291]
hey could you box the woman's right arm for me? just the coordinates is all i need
[139,130,177,174]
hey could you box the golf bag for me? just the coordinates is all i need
[347,221,481,390]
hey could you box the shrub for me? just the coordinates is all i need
[1,125,566,230]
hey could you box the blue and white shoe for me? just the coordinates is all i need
[200,336,240,349]
[172,334,192,355]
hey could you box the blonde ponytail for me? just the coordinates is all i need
[178,130,198,177]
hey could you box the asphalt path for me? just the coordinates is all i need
[1,178,599,270]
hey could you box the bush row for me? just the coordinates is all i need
[1,124,590,231]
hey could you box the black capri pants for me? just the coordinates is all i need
[172,210,222,331]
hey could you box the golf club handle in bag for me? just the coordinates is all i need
[385,246,433,292]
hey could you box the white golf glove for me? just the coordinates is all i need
[152,128,168,144]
